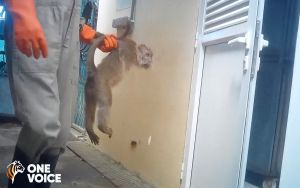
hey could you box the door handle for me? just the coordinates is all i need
[228,36,250,72]
[228,37,247,45]
[228,34,250,50]
[256,34,269,72]
[258,34,269,51]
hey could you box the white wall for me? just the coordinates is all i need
[93,0,199,187]
[279,16,300,188]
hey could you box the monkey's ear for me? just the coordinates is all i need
[137,44,149,51]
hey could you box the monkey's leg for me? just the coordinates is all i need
[97,82,113,137]
[85,90,100,144]
[97,105,113,137]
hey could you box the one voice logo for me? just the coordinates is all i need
[6,161,25,183]
[6,160,61,184]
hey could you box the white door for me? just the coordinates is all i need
[190,0,268,187]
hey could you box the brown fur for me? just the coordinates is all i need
[84,35,153,144]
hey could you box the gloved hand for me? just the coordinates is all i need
[80,24,118,52]
[79,24,96,44]
[100,35,118,52]
[6,0,48,59]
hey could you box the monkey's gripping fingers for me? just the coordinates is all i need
[99,35,118,53]
[107,128,113,138]
[86,129,100,145]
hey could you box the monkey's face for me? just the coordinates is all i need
[137,44,153,69]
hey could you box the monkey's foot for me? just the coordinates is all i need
[86,129,100,145]
[107,128,113,138]
[98,126,113,138]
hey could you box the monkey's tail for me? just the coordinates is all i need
[87,35,106,76]
[117,23,131,40]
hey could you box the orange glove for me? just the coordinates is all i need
[100,35,118,52]
[6,0,48,59]
[79,24,96,44]
[80,24,117,52]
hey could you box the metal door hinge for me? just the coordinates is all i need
[250,20,269,79]
[194,32,199,50]
[180,162,184,184]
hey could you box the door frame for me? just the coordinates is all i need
[279,12,300,188]
[180,1,205,187]
[181,0,265,187]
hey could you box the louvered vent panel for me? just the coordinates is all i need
[204,0,250,34]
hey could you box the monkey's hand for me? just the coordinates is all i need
[86,128,100,145]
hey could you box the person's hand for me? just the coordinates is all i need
[80,24,96,44]
[7,0,48,59]
[99,35,117,52]
[80,24,118,52]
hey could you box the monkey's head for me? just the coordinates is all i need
[137,44,153,69]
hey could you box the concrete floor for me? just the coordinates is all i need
[0,123,116,188]
[0,121,255,188]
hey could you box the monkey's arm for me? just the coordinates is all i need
[80,24,117,52]
[85,79,100,144]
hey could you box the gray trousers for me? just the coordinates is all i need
[5,0,80,162]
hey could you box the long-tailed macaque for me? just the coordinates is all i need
[84,33,153,144]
